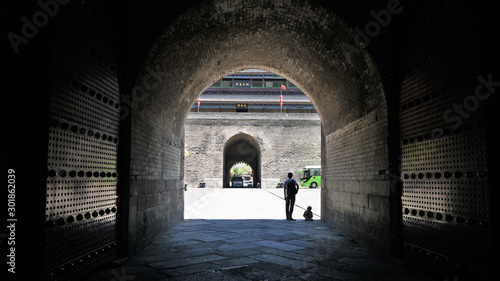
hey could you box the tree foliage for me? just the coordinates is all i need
[230,164,252,177]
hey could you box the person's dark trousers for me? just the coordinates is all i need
[286,195,296,219]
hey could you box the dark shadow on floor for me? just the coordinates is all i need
[83,219,440,281]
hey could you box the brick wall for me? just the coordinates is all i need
[128,91,185,251]
[184,113,321,188]
[126,0,390,259]
[322,107,391,253]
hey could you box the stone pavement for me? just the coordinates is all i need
[83,188,439,280]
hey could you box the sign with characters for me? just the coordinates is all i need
[234,80,251,87]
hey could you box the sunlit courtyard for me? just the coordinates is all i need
[184,188,321,220]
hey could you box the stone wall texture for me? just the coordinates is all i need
[184,112,321,188]
[127,0,393,258]
[321,107,391,252]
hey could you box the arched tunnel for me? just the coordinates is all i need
[223,133,261,188]
[3,0,498,280]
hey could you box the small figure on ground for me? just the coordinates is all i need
[303,206,314,221]
[284,172,299,221]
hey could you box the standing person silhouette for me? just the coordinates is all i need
[284,172,299,221]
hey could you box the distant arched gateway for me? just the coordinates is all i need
[183,112,321,189]
[223,133,261,188]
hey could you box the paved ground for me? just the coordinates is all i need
[185,188,321,220]
[84,188,440,281]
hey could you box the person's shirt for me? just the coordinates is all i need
[284,178,297,195]
[304,210,313,218]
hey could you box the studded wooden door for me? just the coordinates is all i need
[43,2,121,280]
[398,1,492,279]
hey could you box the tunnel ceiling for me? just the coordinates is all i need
[224,133,261,170]
[226,141,258,158]
[224,133,261,155]
[132,0,386,138]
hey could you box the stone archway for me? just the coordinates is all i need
[128,0,391,256]
[5,0,494,279]
[223,133,261,188]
